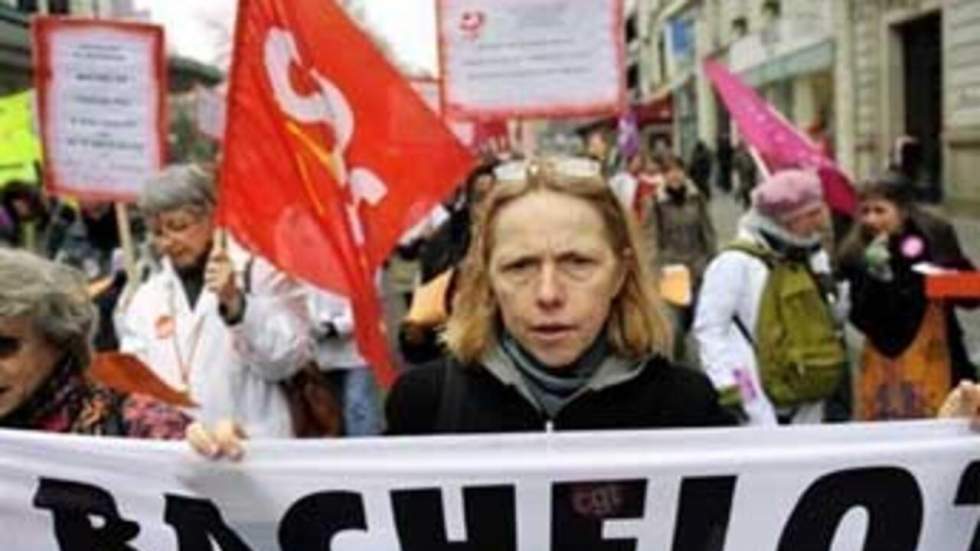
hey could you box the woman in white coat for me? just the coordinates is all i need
[117,165,311,438]
[693,170,847,426]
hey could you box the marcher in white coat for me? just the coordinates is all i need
[306,286,383,436]
[694,170,847,426]
[117,165,311,438]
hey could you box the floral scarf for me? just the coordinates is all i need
[1,356,127,435]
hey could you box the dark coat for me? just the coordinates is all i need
[838,208,977,382]
[647,182,718,284]
[386,355,735,435]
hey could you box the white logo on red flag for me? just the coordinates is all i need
[264,27,389,246]
[221,0,474,386]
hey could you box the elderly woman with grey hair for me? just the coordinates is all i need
[116,164,312,438]
[0,248,189,437]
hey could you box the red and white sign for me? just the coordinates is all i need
[437,0,626,120]
[33,18,166,202]
[222,0,474,386]
[194,84,226,142]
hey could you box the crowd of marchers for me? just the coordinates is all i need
[2,134,980,460]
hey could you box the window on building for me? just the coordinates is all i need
[48,0,69,14]
[628,63,640,90]
[732,16,748,37]
[626,13,637,44]
[16,0,39,12]
[762,0,781,18]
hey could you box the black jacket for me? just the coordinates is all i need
[386,355,735,435]
[838,208,977,382]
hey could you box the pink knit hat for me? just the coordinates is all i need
[751,169,824,222]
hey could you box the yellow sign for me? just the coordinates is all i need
[0,91,42,186]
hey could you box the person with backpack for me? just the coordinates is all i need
[693,170,849,426]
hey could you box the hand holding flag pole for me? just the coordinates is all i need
[205,228,245,321]
[219,0,475,387]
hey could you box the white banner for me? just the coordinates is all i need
[438,0,626,120]
[33,19,165,202]
[3,421,980,550]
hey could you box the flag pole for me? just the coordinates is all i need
[748,145,772,180]
[114,203,138,285]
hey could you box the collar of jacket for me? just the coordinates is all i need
[655,179,701,204]
[478,336,648,415]
[737,208,822,253]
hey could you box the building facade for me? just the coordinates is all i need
[642,0,980,215]
[841,0,980,212]
[0,5,31,94]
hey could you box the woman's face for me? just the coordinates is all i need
[859,198,904,236]
[0,316,61,418]
[488,191,625,369]
[627,155,644,174]
[783,203,828,239]
[665,165,685,189]
[149,207,215,269]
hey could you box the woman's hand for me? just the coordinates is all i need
[186,420,247,461]
[938,381,980,426]
[205,230,244,319]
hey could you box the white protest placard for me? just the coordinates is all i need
[33,18,165,202]
[438,0,626,120]
[3,421,980,550]
[194,85,226,141]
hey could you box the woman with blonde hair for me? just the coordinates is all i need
[384,156,734,434]
[187,157,980,453]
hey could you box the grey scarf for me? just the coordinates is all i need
[500,330,608,419]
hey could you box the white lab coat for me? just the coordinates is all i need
[116,243,311,437]
[693,219,835,426]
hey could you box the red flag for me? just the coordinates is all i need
[221,0,475,386]
[703,59,857,216]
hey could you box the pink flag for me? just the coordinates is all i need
[703,59,857,215]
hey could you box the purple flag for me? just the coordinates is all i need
[617,109,640,160]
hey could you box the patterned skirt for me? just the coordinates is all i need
[857,303,952,420]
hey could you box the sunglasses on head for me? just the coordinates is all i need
[493,157,602,183]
